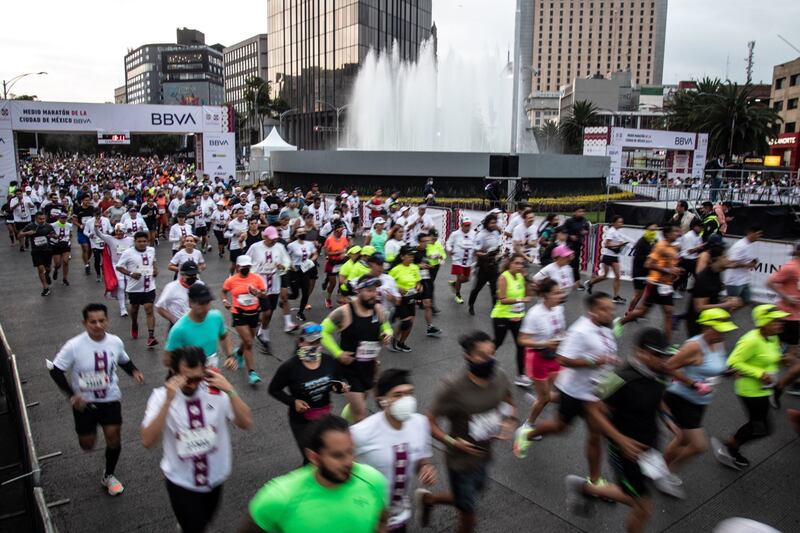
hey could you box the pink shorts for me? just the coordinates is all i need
[525,348,561,381]
[451,265,472,277]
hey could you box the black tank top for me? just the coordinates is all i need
[340,302,381,353]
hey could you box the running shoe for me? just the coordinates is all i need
[257,336,272,355]
[131,324,139,339]
[468,306,475,316]
[146,336,158,348]
[389,340,401,352]
[612,317,624,339]
[341,403,353,423]
[514,375,533,388]
[235,349,245,369]
[102,474,125,496]
[41,288,51,297]
[325,298,333,309]
[730,449,750,468]
[673,292,683,300]
[297,312,307,322]
[96,276,101,283]
[398,343,412,353]
[284,322,299,333]
[576,284,586,292]
[654,473,686,499]
[120,310,127,317]
[63,280,70,286]
[785,383,800,397]
[564,475,591,516]
[85,264,91,275]
[612,295,626,304]
[448,279,456,293]
[248,370,262,385]
[513,425,534,458]
[582,280,592,294]
[426,325,442,337]
[586,477,615,503]
[710,437,741,470]
[414,488,433,528]
[454,295,464,304]
[433,307,441,315]
[770,387,783,409]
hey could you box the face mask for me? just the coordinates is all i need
[297,234,306,241]
[388,395,417,422]
[297,345,322,362]
[643,230,657,243]
[240,267,251,276]
[468,358,496,379]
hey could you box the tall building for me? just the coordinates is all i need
[224,34,269,144]
[772,57,800,135]
[267,0,433,149]
[124,28,225,106]
[530,0,668,94]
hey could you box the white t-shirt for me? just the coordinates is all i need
[53,332,131,403]
[512,222,538,260]
[10,197,35,222]
[678,230,703,260]
[169,223,194,250]
[99,234,134,265]
[170,249,205,270]
[724,237,757,286]
[155,279,204,322]
[210,209,231,231]
[351,412,433,529]
[51,222,73,244]
[287,240,317,267]
[554,316,617,401]
[142,384,234,492]
[601,227,627,258]
[117,246,157,293]
[520,303,566,340]
[246,241,290,294]
[377,273,400,308]
[446,230,475,267]
[226,219,249,250]
[83,217,114,250]
[121,214,147,234]
[533,262,574,292]
[384,239,404,262]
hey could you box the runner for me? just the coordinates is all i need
[491,254,533,387]
[222,255,266,385]
[226,207,249,274]
[724,226,763,305]
[468,214,502,314]
[18,211,56,296]
[49,303,144,496]
[141,345,252,533]
[415,234,443,337]
[286,226,319,321]
[711,305,788,470]
[72,194,94,273]
[446,217,475,306]
[115,231,158,346]
[169,234,206,276]
[532,244,576,294]
[352,368,437,533]
[512,209,538,264]
[767,242,800,399]
[96,223,134,316]
[658,309,738,498]
[322,221,349,309]
[268,323,347,463]
[169,212,194,257]
[418,330,516,532]
[139,196,159,246]
[10,188,35,252]
[384,224,405,263]
[121,206,147,236]
[675,218,704,294]
[683,240,742,337]
[210,201,231,257]
[363,217,388,257]
[246,226,292,350]
[563,206,591,286]
[50,212,73,286]
[321,275,393,423]
[83,209,113,283]
[155,261,201,327]
[388,246,423,352]
[584,215,628,303]
[627,223,659,312]
[240,416,388,533]
[563,328,673,533]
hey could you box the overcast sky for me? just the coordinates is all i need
[1,0,799,103]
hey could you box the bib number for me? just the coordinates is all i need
[356,340,381,361]
[158,208,166,214]
[420,268,431,280]
[78,371,108,392]
[139,266,153,277]
[33,236,48,246]
[657,284,673,296]
[511,302,525,313]
[236,293,257,307]
[332,264,341,274]
[176,427,216,459]
[300,259,315,273]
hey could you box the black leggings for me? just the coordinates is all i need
[92,248,103,276]
[165,479,223,533]
[289,270,314,313]
[493,318,525,375]
[289,416,311,465]
[732,396,772,449]
[468,263,498,307]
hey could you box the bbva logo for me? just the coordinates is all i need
[150,113,197,126]
[209,139,229,146]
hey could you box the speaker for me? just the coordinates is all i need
[488,155,520,177]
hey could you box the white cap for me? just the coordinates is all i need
[216,200,226,206]
[461,217,472,225]
[236,255,253,267]
[399,206,410,213]
[114,223,125,232]
[373,217,386,225]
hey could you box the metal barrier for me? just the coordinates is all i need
[0,323,57,533]
[612,183,800,206]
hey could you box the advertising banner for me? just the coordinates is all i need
[201,132,236,180]
[607,145,623,183]
[692,133,708,178]
[163,82,211,106]
[0,129,16,195]
[611,127,698,150]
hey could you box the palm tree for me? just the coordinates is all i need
[243,76,272,141]
[560,100,600,153]
[535,120,562,153]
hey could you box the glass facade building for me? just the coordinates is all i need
[268,0,432,149]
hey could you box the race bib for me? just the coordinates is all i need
[236,293,257,307]
[195,218,206,227]
[300,259,315,273]
[139,266,153,277]
[420,268,431,280]
[33,236,48,246]
[657,284,673,296]
[158,208,166,214]
[176,427,217,459]
[356,341,381,361]
[116,244,129,255]
[78,371,109,392]
[332,264,342,273]
[511,302,525,313]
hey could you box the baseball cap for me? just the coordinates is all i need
[216,200,226,206]
[552,245,574,258]
[128,206,137,212]
[262,226,278,240]
[360,245,376,257]
[752,304,790,328]
[636,327,675,357]
[180,260,199,275]
[355,275,382,290]
[188,283,213,304]
[697,308,738,332]
[373,217,386,225]
[461,217,472,225]
[236,255,253,267]
[347,245,362,255]
[299,322,323,342]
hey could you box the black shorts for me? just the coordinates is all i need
[232,310,260,328]
[395,300,417,320]
[601,255,619,265]
[128,290,156,306]
[448,464,488,513]
[194,226,208,237]
[213,229,228,244]
[633,279,647,290]
[52,242,71,255]
[780,320,800,346]
[557,389,589,425]
[608,441,649,498]
[259,293,279,311]
[643,283,673,307]
[304,266,319,280]
[420,279,434,300]
[14,221,28,232]
[663,391,707,430]
[32,251,52,268]
[73,401,122,435]
[280,274,290,291]
[229,248,244,263]
[339,360,376,393]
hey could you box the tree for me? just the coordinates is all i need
[534,120,562,153]
[560,100,600,154]
[243,76,272,140]
[666,79,781,159]
[13,94,38,100]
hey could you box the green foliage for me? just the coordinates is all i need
[560,100,600,154]
[534,120,562,153]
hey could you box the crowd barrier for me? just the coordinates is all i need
[0,323,57,532]
[615,183,800,205]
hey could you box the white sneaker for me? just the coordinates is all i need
[514,374,533,388]
[284,322,299,333]
[653,473,686,499]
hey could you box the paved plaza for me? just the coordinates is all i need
[2,242,799,533]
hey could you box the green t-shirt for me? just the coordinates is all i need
[346,260,371,282]
[165,309,226,359]
[426,241,447,266]
[727,329,782,398]
[339,259,358,280]
[388,263,422,291]
[249,463,387,533]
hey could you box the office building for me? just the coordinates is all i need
[224,34,269,144]
[267,0,433,149]
[114,85,127,104]
[530,0,668,94]
[771,57,800,134]
[124,28,225,106]
[526,91,561,127]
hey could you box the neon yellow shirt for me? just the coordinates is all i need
[727,329,781,398]
[490,270,526,319]
[389,263,421,291]
[426,241,447,266]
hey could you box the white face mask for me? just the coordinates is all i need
[388,395,417,422]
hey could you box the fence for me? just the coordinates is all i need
[0,323,57,532]
[612,183,800,206]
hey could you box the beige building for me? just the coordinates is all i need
[530,0,668,94]
[771,57,800,134]
[113,85,126,104]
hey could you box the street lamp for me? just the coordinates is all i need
[279,108,298,140]
[314,99,349,150]
[250,82,270,141]
[2,71,48,100]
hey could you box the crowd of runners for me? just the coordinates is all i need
[3,154,800,533]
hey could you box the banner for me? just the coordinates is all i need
[607,145,623,184]
[201,133,236,180]
[611,127,698,150]
[0,129,16,196]
[692,133,708,179]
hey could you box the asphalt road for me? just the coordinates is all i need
[2,238,799,533]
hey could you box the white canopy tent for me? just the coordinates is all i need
[247,127,297,183]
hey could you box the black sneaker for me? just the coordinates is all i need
[426,325,442,337]
[389,340,401,353]
[52,269,59,280]
[45,271,51,285]
[398,343,412,353]
[432,307,441,315]
[612,295,626,304]
[41,287,51,296]
[468,306,475,316]
[297,312,307,322]
[84,265,90,275]
[62,280,70,286]
[730,449,750,468]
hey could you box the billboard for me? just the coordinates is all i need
[201,132,235,180]
[0,129,15,193]
[163,82,211,106]
[610,127,698,150]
